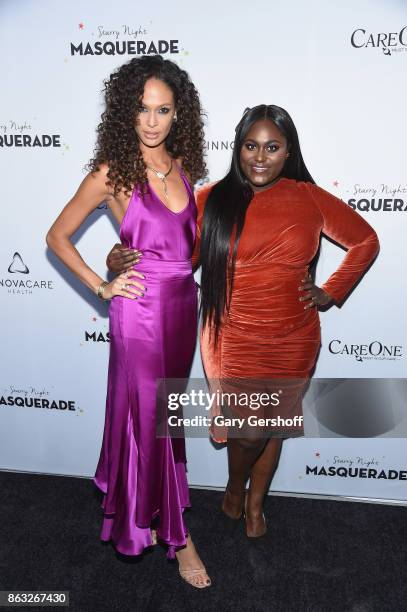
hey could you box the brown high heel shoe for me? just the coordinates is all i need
[221,486,246,519]
[244,493,267,538]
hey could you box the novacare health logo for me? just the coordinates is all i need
[0,253,54,295]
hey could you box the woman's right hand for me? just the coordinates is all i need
[106,243,142,274]
[102,270,146,300]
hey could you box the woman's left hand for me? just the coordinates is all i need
[298,273,332,309]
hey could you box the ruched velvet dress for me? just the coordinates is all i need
[192,178,379,441]
[94,167,198,558]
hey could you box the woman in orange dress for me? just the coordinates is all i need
[107,104,379,539]
[191,105,379,537]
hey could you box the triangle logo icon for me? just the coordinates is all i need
[8,252,29,274]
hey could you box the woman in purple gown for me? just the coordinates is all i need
[46,55,211,588]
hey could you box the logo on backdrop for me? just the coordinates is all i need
[350,26,407,55]
[69,21,182,57]
[0,253,54,295]
[304,451,407,481]
[0,119,64,150]
[330,180,407,213]
[81,315,110,345]
[8,252,29,274]
[0,384,80,414]
[205,139,235,152]
[328,339,403,362]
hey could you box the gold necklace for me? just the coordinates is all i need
[146,160,173,198]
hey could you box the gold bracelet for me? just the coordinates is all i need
[97,280,109,300]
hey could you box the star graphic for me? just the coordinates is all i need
[315,452,320,457]
[79,22,84,30]
[333,180,339,187]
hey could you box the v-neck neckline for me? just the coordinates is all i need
[149,164,190,215]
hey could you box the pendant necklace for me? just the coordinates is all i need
[146,160,173,199]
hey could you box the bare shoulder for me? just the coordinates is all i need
[87,163,113,192]
[175,156,191,182]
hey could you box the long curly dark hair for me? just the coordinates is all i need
[87,55,207,194]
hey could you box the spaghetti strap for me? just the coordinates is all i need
[175,162,193,197]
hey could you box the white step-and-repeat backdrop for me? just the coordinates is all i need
[1,0,406,501]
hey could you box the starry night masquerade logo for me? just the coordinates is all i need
[0,384,79,413]
[306,451,407,480]
[70,22,181,57]
[330,180,407,213]
[0,120,62,149]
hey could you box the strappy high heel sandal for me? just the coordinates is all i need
[179,566,212,589]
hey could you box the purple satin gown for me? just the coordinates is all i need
[93,167,198,559]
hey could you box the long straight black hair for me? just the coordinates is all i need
[200,104,315,344]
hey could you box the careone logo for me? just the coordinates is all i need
[328,339,403,362]
[0,252,54,295]
[0,119,62,149]
[70,21,180,57]
[351,26,407,55]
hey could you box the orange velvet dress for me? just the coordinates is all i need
[192,177,379,441]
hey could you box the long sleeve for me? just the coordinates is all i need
[306,183,380,304]
[192,184,213,270]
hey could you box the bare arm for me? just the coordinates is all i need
[46,165,145,300]
[46,166,114,293]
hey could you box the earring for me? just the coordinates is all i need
[286,153,290,158]
[174,113,178,122]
